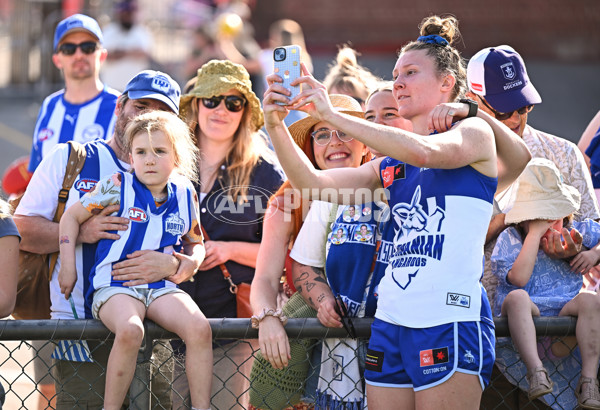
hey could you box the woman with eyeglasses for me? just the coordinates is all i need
[249,94,374,409]
[263,15,531,409]
[172,60,285,410]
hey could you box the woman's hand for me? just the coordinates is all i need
[317,295,343,328]
[258,315,291,369]
[541,227,583,259]
[287,64,334,122]
[111,250,179,285]
[263,73,293,127]
[428,102,469,133]
[198,240,231,271]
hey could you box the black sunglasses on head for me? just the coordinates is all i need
[201,95,246,113]
[333,294,357,339]
[57,41,99,56]
[478,97,533,121]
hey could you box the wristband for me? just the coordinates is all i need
[251,308,288,329]
[459,98,478,118]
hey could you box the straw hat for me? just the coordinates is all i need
[505,158,580,224]
[288,94,364,148]
[180,60,264,131]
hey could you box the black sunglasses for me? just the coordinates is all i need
[57,41,99,56]
[201,95,246,113]
[478,97,533,121]
[334,294,357,339]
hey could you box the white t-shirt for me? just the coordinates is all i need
[101,23,153,91]
[289,200,332,268]
[16,141,128,319]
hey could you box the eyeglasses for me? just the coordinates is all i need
[311,129,353,146]
[334,294,356,339]
[201,95,246,113]
[57,41,99,56]
[478,97,533,121]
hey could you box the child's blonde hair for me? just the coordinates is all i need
[123,111,199,183]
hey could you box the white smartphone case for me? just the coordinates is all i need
[273,45,301,104]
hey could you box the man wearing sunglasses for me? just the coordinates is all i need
[28,14,119,173]
[466,46,599,255]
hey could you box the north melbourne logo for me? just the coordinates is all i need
[152,76,171,93]
[165,212,185,236]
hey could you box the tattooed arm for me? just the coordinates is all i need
[291,258,342,328]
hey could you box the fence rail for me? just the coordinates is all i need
[0,317,584,409]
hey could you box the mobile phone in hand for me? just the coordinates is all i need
[273,45,301,105]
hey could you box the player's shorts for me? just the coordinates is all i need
[364,318,495,391]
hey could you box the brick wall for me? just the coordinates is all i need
[250,0,600,61]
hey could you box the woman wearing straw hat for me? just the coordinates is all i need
[263,15,531,409]
[173,60,285,409]
[492,158,600,409]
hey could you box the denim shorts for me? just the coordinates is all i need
[92,286,185,319]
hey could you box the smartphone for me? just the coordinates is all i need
[273,45,301,104]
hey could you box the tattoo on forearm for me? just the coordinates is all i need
[311,266,324,277]
[59,236,70,245]
[313,275,327,285]
[317,293,326,303]
[293,271,309,287]
[306,282,315,292]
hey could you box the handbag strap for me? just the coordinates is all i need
[48,141,87,278]
[200,225,238,295]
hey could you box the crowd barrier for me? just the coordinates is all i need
[0,317,581,409]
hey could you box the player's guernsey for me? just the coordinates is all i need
[86,172,200,306]
[29,87,119,172]
[376,157,497,328]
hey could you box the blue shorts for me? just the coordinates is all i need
[364,318,495,391]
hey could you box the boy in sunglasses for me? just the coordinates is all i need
[29,14,119,173]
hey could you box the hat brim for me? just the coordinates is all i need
[505,186,581,225]
[288,110,364,148]
[128,90,179,114]
[55,28,101,50]
[484,81,542,113]
[180,80,264,132]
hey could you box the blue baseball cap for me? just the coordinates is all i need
[467,45,542,113]
[124,70,181,114]
[54,14,103,52]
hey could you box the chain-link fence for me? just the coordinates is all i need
[0,317,584,409]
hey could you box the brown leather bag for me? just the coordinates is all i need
[11,141,87,320]
[200,226,252,318]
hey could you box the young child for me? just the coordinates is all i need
[58,111,212,410]
[491,158,600,408]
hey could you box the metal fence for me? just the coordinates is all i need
[0,317,583,409]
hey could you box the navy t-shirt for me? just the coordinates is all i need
[179,157,285,319]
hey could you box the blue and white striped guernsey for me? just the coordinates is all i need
[85,171,200,309]
[28,86,119,172]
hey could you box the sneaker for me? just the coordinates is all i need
[576,377,600,409]
[526,366,553,400]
